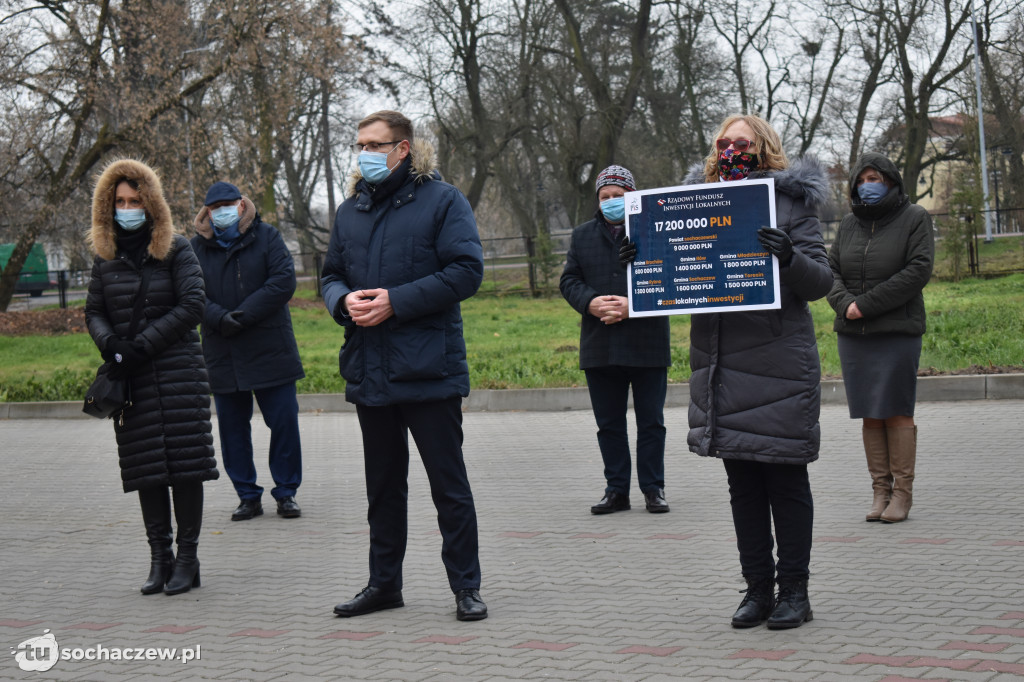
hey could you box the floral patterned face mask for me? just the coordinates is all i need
[718,148,760,181]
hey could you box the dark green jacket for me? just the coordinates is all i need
[827,153,934,336]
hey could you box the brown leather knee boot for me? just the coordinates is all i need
[863,426,891,521]
[880,426,916,523]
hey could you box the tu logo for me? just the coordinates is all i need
[11,629,59,672]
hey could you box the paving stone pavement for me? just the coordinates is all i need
[2,399,1023,681]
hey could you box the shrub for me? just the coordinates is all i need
[0,367,94,402]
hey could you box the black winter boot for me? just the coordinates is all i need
[138,486,174,595]
[731,575,775,628]
[165,482,204,595]
[767,578,813,629]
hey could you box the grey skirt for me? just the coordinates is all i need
[837,333,922,419]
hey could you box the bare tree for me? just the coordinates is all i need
[399,0,541,210]
[0,0,233,310]
[177,0,376,263]
[879,0,977,200]
[552,0,652,205]
[641,0,729,179]
[830,0,897,168]
[706,0,777,115]
[778,2,848,155]
[976,1,1024,217]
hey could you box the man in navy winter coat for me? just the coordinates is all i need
[321,111,488,622]
[191,181,305,522]
[560,165,672,515]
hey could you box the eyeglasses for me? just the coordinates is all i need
[716,138,754,152]
[350,141,401,153]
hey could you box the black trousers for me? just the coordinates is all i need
[723,459,813,581]
[584,365,667,495]
[355,397,481,593]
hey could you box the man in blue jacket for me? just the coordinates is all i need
[321,111,487,621]
[191,181,305,522]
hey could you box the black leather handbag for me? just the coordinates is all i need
[83,362,129,419]
[82,263,153,421]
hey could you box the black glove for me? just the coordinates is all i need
[618,237,637,266]
[107,339,148,376]
[220,310,245,338]
[757,226,794,265]
[107,361,128,380]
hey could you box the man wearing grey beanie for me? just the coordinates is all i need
[559,165,672,515]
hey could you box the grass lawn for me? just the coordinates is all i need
[2,273,1023,401]
[932,233,1024,278]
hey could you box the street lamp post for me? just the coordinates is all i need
[970,9,994,243]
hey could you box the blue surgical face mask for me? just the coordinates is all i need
[600,196,626,223]
[358,143,403,184]
[114,208,147,231]
[857,181,889,205]
[210,204,241,230]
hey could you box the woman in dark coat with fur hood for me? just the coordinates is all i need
[85,158,219,596]
[683,115,833,630]
[827,153,934,525]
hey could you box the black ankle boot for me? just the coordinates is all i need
[138,487,175,595]
[165,482,204,596]
[767,578,813,629]
[164,556,200,595]
[731,575,774,628]
[142,553,175,595]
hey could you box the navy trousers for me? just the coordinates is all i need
[214,382,302,501]
[584,365,667,495]
[723,459,813,581]
[356,397,482,593]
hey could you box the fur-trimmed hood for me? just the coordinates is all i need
[193,196,259,240]
[89,158,176,261]
[682,156,830,209]
[344,138,440,198]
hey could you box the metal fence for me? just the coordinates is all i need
[8,206,1024,309]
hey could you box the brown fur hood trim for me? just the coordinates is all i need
[89,158,176,261]
[344,138,439,199]
[193,196,258,239]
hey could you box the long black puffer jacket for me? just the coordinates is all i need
[682,157,834,465]
[85,159,218,493]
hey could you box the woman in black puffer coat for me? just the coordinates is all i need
[827,153,934,525]
[85,158,219,596]
[683,114,833,631]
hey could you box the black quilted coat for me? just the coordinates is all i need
[682,158,834,465]
[85,159,219,493]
